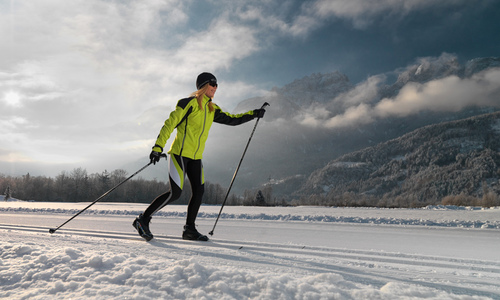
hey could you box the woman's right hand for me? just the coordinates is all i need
[149,151,162,165]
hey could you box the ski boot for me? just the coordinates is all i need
[182,224,209,241]
[133,213,154,241]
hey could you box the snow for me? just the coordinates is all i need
[1,200,500,299]
[329,162,367,168]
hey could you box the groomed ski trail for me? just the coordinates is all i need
[1,222,499,299]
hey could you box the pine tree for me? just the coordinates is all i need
[255,190,266,206]
[4,186,11,201]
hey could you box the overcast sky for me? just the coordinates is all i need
[1,0,500,177]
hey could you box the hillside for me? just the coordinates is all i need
[127,55,500,197]
[207,55,500,194]
[293,111,500,207]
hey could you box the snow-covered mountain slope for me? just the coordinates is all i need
[294,111,500,206]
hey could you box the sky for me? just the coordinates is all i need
[1,0,500,178]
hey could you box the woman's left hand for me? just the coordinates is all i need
[253,108,266,118]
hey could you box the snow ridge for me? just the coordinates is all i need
[2,202,500,299]
[1,206,499,229]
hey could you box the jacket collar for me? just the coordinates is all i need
[202,94,212,103]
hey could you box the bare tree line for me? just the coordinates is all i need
[0,168,278,206]
[4,168,497,208]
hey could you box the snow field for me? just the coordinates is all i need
[3,231,495,300]
[0,232,381,299]
[1,201,499,299]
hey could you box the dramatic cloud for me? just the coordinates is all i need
[0,0,265,172]
[172,18,259,75]
[299,66,500,129]
[333,75,385,108]
[310,0,469,28]
[375,68,500,117]
[0,0,498,178]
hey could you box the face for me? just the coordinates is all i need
[205,82,217,98]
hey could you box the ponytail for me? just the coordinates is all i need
[190,85,215,112]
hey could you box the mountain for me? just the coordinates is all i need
[233,71,352,119]
[293,111,500,207]
[208,55,500,195]
[125,55,500,199]
[381,55,500,98]
[464,57,500,77]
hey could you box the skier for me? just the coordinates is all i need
[133,72,266,241]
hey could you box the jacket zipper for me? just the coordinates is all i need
[179,115,188,158]
[194,101,208,159]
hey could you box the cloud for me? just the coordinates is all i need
[333,75,385,108]
[214,81,269,111]
[0,0,266,169]
[172,18,259,76]
[375,68,500,117]
[310,0,468,28]
[227,0,471,42]
[296,104,332,127]
[2,90,22,107]
[0,0,498,179]
[229,0,470,39]
[0,148,32,163]
[0,1,190,169]
[325,104,375,128]
[299,67,500,129]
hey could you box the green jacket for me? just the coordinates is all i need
[152,95,256,160]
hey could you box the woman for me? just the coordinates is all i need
[133,72,266,241]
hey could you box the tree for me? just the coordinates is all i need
[255,190,266,206]
[4,186,11,201]
[262,185,273,205]
[71,167,89,201]
[55,171,69,202]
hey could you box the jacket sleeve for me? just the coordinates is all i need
[213,106,255,126]
[152,99,192,152]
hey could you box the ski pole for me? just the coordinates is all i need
[49,154,167,234]
[209,102,270,236]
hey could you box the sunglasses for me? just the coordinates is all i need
[209,82,218,88]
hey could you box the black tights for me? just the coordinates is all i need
[143,154,204,226]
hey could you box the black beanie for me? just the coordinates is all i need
[196,72,217,90]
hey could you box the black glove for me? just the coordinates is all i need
[149,151,162,165]
[253,108,266,119]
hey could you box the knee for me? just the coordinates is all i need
[167,184,183,203]
[192,184,204,200]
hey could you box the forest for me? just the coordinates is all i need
[0,167,276,206]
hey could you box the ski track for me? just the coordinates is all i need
[1,223,499,299]
[2,203,500,299]
[2,206,500,229]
